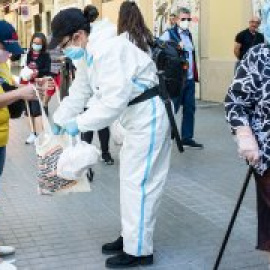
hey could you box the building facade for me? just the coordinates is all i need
[0,0,256,102]
[100,0,254,102]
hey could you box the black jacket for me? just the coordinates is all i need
[168,25,199,82]
[26,51,51,78]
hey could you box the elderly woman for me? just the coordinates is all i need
[225,3,270,263]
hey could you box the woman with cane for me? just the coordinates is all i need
[225,3,270,266]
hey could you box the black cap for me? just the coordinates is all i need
[49,8,87,49]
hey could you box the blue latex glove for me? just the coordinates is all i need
[52,123,63,135]
[63,120,79,137]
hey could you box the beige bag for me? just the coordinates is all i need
[34,86,92,195]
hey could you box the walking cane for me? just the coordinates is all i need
[213,165,254,270]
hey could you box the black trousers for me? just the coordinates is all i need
[81,127,110,153]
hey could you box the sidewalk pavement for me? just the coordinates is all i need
[0,102,268,270]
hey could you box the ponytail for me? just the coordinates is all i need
[83,5,99,24]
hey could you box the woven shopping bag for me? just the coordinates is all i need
[33,85,97,195]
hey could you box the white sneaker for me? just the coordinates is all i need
[25,133,37,144]
[0,247,15,257]
[0,261,17,270]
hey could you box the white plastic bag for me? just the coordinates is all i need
[110,119,126,145]
[57,138,100,180]
[19,66,33,81]
[19,51,28,67]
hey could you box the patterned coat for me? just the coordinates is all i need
[225,44,270,175]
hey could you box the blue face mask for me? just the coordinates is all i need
[63,46,85,60]
[32,44,42,52]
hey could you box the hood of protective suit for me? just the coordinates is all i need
[72,19,116,68]
[88,18,117,50]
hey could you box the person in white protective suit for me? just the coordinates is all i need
[48,6,172,268]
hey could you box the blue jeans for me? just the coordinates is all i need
[0,147,6,177]
[172,79,195,140]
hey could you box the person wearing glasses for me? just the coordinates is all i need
[49,6,171,268]
[160,7,202,149]
[234,16,264,65]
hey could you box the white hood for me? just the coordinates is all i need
[87,18,117,51]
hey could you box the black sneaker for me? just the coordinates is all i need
[105,252,153,268]
[102,152,114,165]
[43,106,49,116]
[182,139,204,149]
[86,168,94,182]
[102,236,123,255]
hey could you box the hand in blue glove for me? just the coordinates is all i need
[63,120,79,137]
[52,123,64,135]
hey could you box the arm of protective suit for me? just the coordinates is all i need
[224,47,258,133]
[53,61,92,127]
[76,41,135,132]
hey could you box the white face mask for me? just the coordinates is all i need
[178,20,190,30]
[0,49,10,63]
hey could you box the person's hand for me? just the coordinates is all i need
[28,62,37,69]
[35,77,55,90]
[46,77,56,90]
[35,77,55,99]
[236,126,260,165]
[17,84,36,101]
[63,120,79,137]
[31,69,38,80]
[177,41,185,50]
[52,123,65,135]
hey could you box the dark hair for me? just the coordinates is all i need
[84,5,99,23]
[78,5,100,34]
[29,32,47,53]
[117,1,153,52]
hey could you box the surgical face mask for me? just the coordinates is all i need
[0,49,10,63]
[63,45,85,61]
[32,44,42,52]
[178,19,190,30]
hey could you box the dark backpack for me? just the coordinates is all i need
[151,37,188,98]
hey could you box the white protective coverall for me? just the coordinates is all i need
[53,20,172,256]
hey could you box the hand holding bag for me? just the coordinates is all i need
[34,86,94,195]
